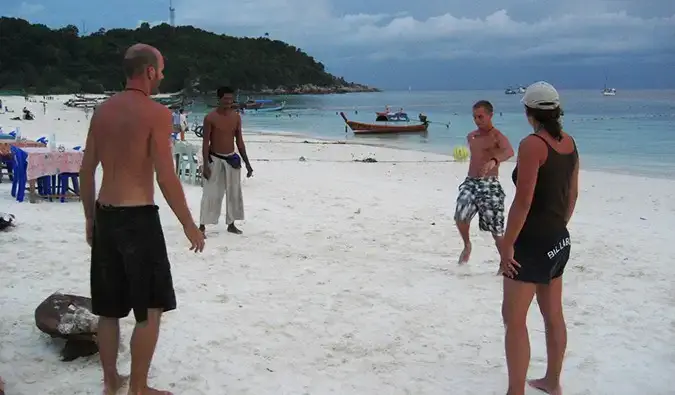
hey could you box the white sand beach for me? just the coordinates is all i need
[1,95,674,395]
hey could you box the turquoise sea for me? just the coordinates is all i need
[188,90,675,179]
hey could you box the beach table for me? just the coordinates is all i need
[0,139,46,158]
[0,139,46,183]
[19,147,84,203]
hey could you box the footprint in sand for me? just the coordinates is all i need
[215,293,230,303]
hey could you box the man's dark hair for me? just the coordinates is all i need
[217,86,235,98]
[472,100,494,113]
[123,47,158,78]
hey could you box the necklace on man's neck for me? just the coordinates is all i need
[125,87,148,96]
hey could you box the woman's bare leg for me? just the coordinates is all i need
[528,277,566,395]
[502,277,536,395]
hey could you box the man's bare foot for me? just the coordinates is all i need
[528,378,562,395]
[227,223,242,234]
[458,244,471,264]
[103,374,129,395]
[199,224,207,239]
[127,387,173,395]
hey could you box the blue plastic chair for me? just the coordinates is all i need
[36,136,48,144]
[10,146,27,202]
[9,131,16,138]
[53,145,82,202]
[10,146,55,202]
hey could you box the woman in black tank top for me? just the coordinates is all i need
[498,82,579,395]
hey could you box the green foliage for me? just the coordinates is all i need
[0,17,351,94]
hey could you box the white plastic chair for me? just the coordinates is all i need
[172,141,200,185]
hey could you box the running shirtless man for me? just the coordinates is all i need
[199,86,253,236]
[79,43,205,395]
[455,100,514,265]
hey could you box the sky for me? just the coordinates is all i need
[2,0,674,90]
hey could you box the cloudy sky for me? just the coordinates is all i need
[2,0,674,89]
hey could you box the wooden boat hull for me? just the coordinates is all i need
[340,112,428,134]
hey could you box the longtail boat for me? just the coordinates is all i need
[246,101,285,113]
[340,112,428,134]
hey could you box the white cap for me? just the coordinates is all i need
[521,81,560,110]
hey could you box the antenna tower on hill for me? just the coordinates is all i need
[169,0,176,27]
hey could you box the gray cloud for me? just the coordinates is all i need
[11,1,45,15]
[175,0,674,62]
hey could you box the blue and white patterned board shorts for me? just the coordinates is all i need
[454,176,506,235]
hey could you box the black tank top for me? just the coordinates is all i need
[512,134,578,238]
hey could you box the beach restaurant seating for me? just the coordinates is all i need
[0,132,13,182]
[55,146,81,202]
[9,146,53,202]
[9,145,82,203]
[173,141,201,185]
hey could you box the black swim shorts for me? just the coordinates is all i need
[508,229,571,284]
[90,202,177,322]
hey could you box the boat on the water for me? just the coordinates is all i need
[601,72,616,96]
[375,106,410,122]
[64,95,105,108]
[207,98,284,111]
[375,112,410,122]
[244,101,286,113]
[340,112,428,134]
[505,86,526,95]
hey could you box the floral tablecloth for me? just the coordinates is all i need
[0,140,46,157]
[20,147,84,180]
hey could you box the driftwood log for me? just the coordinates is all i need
[34,292,99,361]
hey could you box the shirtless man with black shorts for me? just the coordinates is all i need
[199,86,253,236]
[455,100,514,265]
[80,43,205,395]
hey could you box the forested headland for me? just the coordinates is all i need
[0,17,378,95]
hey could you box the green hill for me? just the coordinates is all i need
[0,17,377,95]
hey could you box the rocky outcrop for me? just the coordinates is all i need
[246,83,381,96]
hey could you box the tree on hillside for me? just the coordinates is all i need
[0,17,361,94]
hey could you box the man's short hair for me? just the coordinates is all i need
[217,86,235,98]
[472,100,494,113]
[123,47,158,78]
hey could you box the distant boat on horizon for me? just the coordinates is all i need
[602,72,617,96]
[505,86,526,95]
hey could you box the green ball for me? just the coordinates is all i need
[453,146,470,161]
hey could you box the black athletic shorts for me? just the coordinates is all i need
[90,202,177,322]
[507,228,571,284]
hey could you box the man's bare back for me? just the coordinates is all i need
[467,128,508,178]
[205,109,239,154]
[94,91,171,206]
[79,42,203,395]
